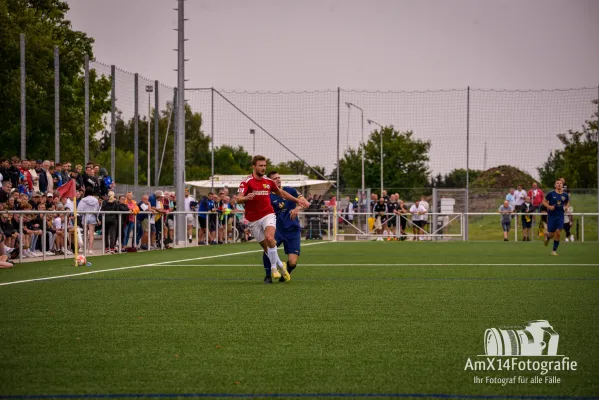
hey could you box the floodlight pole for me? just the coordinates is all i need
[368,119,384,195]
[346,102,364,208]
[250,129,255,156]
[145,85,153,188]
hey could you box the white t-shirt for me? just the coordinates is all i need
[409,204,427,221]
[53,217,62,230]
[184,195,195,218]
[514,190,526,206]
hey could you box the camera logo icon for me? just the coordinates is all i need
[484,320,559,356]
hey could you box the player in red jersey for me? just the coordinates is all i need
[237,155,310,282]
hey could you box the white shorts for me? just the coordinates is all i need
[248,213,276,243]
[186,215,195,226]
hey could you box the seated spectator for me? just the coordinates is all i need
[498,200,513,241]
[0,213,18,249]
[0,180,11,203]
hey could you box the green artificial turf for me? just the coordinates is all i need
[0,241,598,399]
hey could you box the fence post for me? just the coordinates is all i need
[154,80,159,185]
[134,73,139,188]
[336,87,340,242]
[173,88,178,187]
[465,86,470,241]
[582,214,585,242]
[84,55,90,165]
[20,33,26,159]
[211,88,215,192]
[54,46,60,163]
[110,65,116,180]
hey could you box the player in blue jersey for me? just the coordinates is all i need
[262,171,305,283]
[542,179,570,256]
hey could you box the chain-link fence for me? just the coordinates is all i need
[6,36,598,240]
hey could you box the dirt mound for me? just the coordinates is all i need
[471,165,535,189]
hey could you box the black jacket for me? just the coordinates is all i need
[101,200,120,224]
[36,168,48,193]
[82,174,101,196]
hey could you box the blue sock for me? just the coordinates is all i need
[262,252,270,277]
[553,240,560,251]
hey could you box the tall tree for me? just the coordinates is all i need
[0,0,111,162]
[338,126,431,192]
[538,100,598,189]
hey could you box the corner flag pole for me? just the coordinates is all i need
[73,196,79,266]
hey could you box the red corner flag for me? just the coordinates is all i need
[57,180,76,200]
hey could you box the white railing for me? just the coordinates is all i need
[1,209,597,264]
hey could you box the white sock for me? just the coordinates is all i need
[267,246,283,268]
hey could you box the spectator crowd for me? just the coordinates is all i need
[498,179,574,242]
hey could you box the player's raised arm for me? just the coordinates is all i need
[273,185,310,208]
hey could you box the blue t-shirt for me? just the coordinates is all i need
[545,191,569,217]
[270,186,301,233]
[198,197,209,218]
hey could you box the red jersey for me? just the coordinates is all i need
[238,174,276,222]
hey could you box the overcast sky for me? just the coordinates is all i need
[65,0,599,180]
[66,0,599,91]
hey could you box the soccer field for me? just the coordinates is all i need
[1,241,598,399]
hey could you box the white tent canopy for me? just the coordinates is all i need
[186,175,334,197]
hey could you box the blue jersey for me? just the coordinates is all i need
[545,191,569,218]
[270,186,301,233]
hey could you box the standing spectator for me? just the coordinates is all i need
[513,185,527,211]
[521,196,535,241]
[43,160,53,194]
[184,188,196,243]
[123,192,139,248]
[386,194,399,240]
[370,193,379,213]
[20,160,34,192]
[372,197,387,240]
[528,182,544,211]
[409,200,427,241]
[343,196,354,225]
[62,162,71,184]
[29,160,40,193]
[506,188,515,210]
[498,200,513,241]
[396,199,409,240]
[77,187,100,255]
[564,204,574,242]
[6,158,21,188]
[136,195,152,250]
[117,195,130,250]
[0,159,9,185]
[82,163,100,196]
[101,191,119,253]
[149,190,166,249]
[70,165,85,192]
[53,163,63,188]
[197,194,210,244]
[35,160,48,193]
[381,190,389,203]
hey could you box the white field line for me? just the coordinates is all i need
[0,241,332,287]
[163,263,599,267]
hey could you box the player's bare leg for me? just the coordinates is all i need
[551,229,562,255]
[262,226,287,280]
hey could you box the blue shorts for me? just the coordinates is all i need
[275,229,301,256]
[547,216,564,233]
